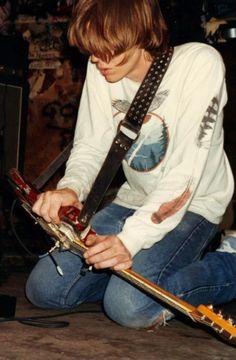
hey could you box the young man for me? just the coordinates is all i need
[26,0,234,329]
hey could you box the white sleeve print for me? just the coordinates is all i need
[118,45,234,257]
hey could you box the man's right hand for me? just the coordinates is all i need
[32,188,82,224]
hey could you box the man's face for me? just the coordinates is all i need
[90,47,147,83]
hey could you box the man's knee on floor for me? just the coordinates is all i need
[103,292,173,329]
[25,271,60,308]
[103,290,140,327]
[103,280,170,329]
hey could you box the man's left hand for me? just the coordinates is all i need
[84,234,132,271]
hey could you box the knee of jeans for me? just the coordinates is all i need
[103,288,142,328]
[25,270,60,308]
[103,277,166,329]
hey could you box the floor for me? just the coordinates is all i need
[0,271,235,360]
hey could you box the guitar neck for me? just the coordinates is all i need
[72,237,196,320]
[115,268,196,319]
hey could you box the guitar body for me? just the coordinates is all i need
[7,168,236,346]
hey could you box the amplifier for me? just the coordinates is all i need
[0,35,29,176]
[0,294,16,318]
[0,81,29,175]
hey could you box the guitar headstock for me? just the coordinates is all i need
[193,304,236,346]
[7,168,38,204]
[8,168,85,231]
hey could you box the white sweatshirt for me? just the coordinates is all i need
[58,42,234,257]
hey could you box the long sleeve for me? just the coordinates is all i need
[117,44,234,257]
[57,61,116,201]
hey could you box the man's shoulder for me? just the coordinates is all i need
[173,42,224,71]
[174,42,222,62]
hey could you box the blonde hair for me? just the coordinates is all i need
[68,0,168,62]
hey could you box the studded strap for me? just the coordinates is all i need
[125,47,173,132]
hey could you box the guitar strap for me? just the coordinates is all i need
[78,47,174,228]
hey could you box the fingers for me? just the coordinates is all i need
[84,235,132,270]
[73,201,83,210]
[32,192,61,223]
[113,260,133,271]
[84,233,104,246]
[32,188,80,223]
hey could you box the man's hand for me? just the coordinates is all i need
[84,234,132,271]
[32,188,82,224]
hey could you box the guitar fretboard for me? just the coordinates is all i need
[116,268,196,319]
[72,236,196,320]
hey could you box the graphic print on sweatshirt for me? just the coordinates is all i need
[196,97,219,148]
[112,90,169,172]
[151,97,219,224]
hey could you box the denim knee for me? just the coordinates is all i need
[103,275,166,329]
[25,251,81,309]
[25,268,61,309]
[26,274,49,308]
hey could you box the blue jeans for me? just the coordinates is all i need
[163,249,236,307]
[26,203,218,329]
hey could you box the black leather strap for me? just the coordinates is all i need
[78,47,173,228]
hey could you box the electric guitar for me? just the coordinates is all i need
[7,168,236,346]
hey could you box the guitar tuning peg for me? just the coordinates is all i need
[207,304,214,310]
[217,310,223,318]
[227,317,234,325]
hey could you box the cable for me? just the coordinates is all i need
[0,308,102,328]
[7,196,102,328]
[9,199,65,276]
[10,199,37,257]
[6,200,102,328]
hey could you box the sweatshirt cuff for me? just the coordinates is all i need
[118,231,142,258]
[56,180,85,202]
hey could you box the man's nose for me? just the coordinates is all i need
[91,54,100,63]
[91,55,109,65]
